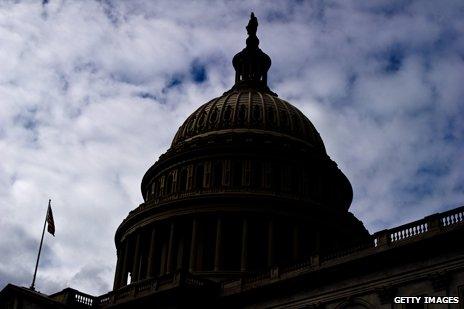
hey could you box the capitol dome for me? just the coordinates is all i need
[171,89,326,152]
[112,13,369,291]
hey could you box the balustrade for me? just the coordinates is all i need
[442,208,464,226]
[74,292,93,306]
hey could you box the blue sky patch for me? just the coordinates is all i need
[190,60,207,83]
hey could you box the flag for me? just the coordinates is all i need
[46,201,55,236]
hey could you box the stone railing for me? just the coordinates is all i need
[320,240,375,262]
[441,206,464,226]
[373,205,464,247]
[49,288,97,307]
[96,270,213,306]
[73,291,94,306]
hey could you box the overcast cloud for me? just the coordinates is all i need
[1,0,463,296]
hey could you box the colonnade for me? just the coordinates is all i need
[113,215,317,290]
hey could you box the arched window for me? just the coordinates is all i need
[251,105,261,124]
[237,105,247,125]
[223,106,232,123]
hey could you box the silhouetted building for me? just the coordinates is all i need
[2,13,464,309]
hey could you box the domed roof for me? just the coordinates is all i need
[171,89,326,151]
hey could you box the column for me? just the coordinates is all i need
[189,218,198,271]
[314,230,320,254]
[240,218,248,272]
[147,227,157,277]
[166,222,176,273]
[222,160,231,186]
[267,219,274,267]
[243,160,251,186]
[292,225,300,261]
[132,233,141,282]
[113,248,122,290]
[204,161,212,188]
[176,234,185,271]
[214,218,223,271]
[120,238,131,287]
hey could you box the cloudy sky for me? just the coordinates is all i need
[1,0,463,296]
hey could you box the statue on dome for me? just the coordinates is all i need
[246,12,258,37]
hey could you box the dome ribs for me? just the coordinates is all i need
[281,99,294,133]
[266,93,281,129]
[190,100,211,136]
[170,90,326,150]
[231,91,242,125]
[297,110,308,137]
[257,91,266,129]
[206,96,221,129]
[290,102,307,136]
[218,92,233,130]
[247,91,252,127]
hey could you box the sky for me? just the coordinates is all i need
[1,0,463,296]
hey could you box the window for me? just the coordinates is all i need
[159,176,165,196]
[179,168,188,192]
[212,160,223,188]
[203,161,211,188]
[263,160,272,189]
[195,163,204,190]
[166,173,173,195]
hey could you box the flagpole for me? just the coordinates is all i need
[30,199,51,291]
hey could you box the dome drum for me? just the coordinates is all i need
[141,149,353,213]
